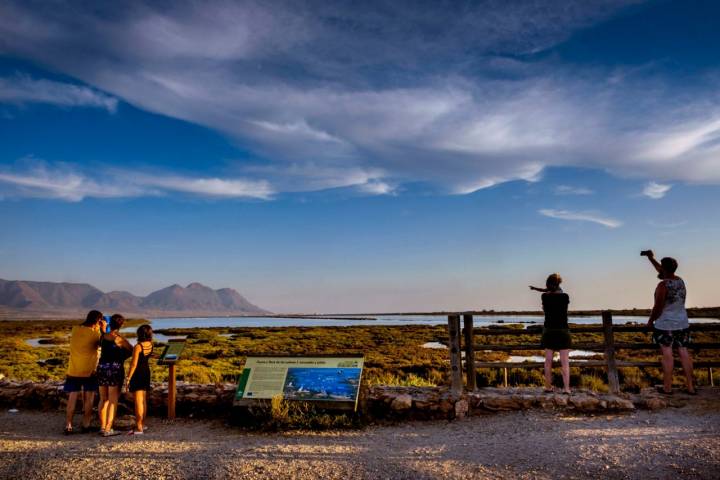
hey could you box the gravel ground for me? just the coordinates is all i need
[1,401,719,480]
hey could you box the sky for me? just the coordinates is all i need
[1,0,719,313]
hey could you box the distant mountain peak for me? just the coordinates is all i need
[0,278,269,315]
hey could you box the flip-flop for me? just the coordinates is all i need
[684,389,698,396]
[543,389,554,393]
[63,427,73,435]
[127,430,144,435]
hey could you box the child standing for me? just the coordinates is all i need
[125,325,153,434]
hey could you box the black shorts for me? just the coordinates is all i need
[652,328,691,348]
[541,328,572,350]
[63,375,98,393]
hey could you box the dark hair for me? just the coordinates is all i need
[661,257,678,275]
[136,324,153,343]
[546,273,562,291]
[110,314,125,331]
[82,310,103,326]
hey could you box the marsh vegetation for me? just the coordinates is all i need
[2,319,718,392]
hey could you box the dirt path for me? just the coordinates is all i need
[1,403,718,480]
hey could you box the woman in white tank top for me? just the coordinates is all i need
[643,251,695,395]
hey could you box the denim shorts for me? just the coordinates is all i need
[63,375,99,393]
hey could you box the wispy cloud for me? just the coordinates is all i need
[538,209,622,228]
[554,185,594,195]
[0,162,273,201]
[0,75,117,112]
[642,181,672,199]
[4,1,720,197]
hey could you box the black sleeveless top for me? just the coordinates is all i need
[541,292,570,329]
[99,336,126,364]
[129,343,153,391]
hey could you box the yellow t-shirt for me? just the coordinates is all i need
[67,325,101,377]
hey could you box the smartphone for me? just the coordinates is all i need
[640,250,652,256]
[103,315,112,333]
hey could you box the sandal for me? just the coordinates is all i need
[127,430,144,435]
[63,426,73,435]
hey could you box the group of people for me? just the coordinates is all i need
[531,250,695,395]
[64,310,154,436]
[63,250,695,432]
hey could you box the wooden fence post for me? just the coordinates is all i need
[602,311,620,394]
[448,314,463,397]
[463,314,476,391]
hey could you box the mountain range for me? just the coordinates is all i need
[0,279,269,316]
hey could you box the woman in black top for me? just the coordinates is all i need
[97,314,132,436]
[530,274,571,394]
[125,325,153,434]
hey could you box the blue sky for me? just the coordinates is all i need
[1,0,719,312]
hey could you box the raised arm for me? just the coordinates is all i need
[114,334,133,351]
[647,281,667,328]
[644,250,663,274]
[529,286,548,292]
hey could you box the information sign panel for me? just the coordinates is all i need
[158,339,186,365]
[234,355,364,410]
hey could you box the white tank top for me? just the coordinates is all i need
[655,278,689,330]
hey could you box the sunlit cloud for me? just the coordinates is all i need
[2,1,720,197]
[538,209,622,228]
[642,182,672,199]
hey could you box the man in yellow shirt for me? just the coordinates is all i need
[63,310,105,434]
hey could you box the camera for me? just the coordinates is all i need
[640,250,652,257]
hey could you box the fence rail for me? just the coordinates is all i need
[446,312,720,394]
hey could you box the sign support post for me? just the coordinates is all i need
[158,339,186,420]
[168,363,176,420]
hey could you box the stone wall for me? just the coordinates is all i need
[0,380,683,421]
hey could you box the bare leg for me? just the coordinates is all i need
[677,347,695,393]
[544,350,554,391]
[559,349,571,393]
[65,391,78,429]
[82,391,95,428]
[106,387,120,431]
[660,345,674,393]
[135,390,146,432]
[98,386,109,432]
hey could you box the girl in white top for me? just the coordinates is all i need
[644,250,695,395]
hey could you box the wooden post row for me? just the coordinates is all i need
[447,314,463,397]
[463,314,476,391]
[602,311,620,394]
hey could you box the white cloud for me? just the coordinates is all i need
[4,1,720,197]
[133,175,273,199]
[555,185,594,195]
[0,75,117,112]
[0,163,273,201]
[642,182,672,199]
[538,209,622,228]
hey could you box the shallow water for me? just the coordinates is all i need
[145,314,719,330]
[507,350,602,363]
